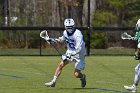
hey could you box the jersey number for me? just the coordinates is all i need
[68,42,75,49]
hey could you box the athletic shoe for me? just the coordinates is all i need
[134,55,139,60]
[45,81,56,87]
[124,84,137,93]
[80,74,86,88]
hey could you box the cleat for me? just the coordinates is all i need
[45,81,56,87]
[134,55,140,60]
[124,84,137,93]
[80,74,86,88]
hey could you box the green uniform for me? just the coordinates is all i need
[134,20,140,60]
[134,28,140,42]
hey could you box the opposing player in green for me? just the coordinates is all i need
[133,19,140,60]
[124,19,140,92]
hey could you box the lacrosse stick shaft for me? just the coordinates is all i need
[51,44,62,56]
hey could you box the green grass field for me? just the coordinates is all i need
[0,56,138,93]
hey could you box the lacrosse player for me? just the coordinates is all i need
[44,18,86,87]
[124,19,140,92]
[133,19,140,60]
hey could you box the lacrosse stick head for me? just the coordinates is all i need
[40,30,49,40]
[121,32,132,40]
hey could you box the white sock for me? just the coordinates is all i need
[52,75,58,82]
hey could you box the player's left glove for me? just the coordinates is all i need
[131,37,137,40]
[47,38,58,45]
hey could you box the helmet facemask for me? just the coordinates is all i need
[65,26,74,33]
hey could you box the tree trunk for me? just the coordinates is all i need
[0,0,5,26]
[32,0,36,26]
[82,0,96,27]
[52,0,60,27]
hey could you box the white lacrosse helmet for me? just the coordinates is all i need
[136,19,140,30]
[64,18,75,33]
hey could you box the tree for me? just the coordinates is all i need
[82,0,96,27]
[0,0,5,26]
[92,0,140,48]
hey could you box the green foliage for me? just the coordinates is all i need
[91,10,116,49]
[0,31,9,47]
[27,31,40,48]
[93,10,117,26]
[123,17,138,27]
[90,0,140,49]
[121,0,140,26]
[90,32,107,49]
[106,0,128,9]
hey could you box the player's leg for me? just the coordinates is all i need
[134,43,140,60]
[74,56,86,88]
[45,60,69,87]
[74,69,86,88]
[134,49,140,60]
[124,63,140,92]
[134,63,140,86]
[124,75,138,92]
[54,60,69,77]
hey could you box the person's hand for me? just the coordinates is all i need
[131,37,136,40]
[66,52,72,59]
[47,38,58,45]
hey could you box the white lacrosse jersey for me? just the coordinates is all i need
[59,29,86,70]
[59,29,86,56]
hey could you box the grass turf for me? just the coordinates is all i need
[0,56,138,93]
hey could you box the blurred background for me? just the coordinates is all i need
[0,0,140,56]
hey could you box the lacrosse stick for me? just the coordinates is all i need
[40,30,62,55]
[40,30,74,60]
[40,30,58,44]
[121,32,134,40]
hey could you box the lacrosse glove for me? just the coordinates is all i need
[47,38,58,45]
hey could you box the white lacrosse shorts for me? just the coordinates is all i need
[74,55,85,71]
[62,53,85,71]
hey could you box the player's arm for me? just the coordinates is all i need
[133,21,140,40]
[40,30,65,44]
[57,36,65,43]
[45,36,65,45]
[133,29,139,40]
[71,34,83,56]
